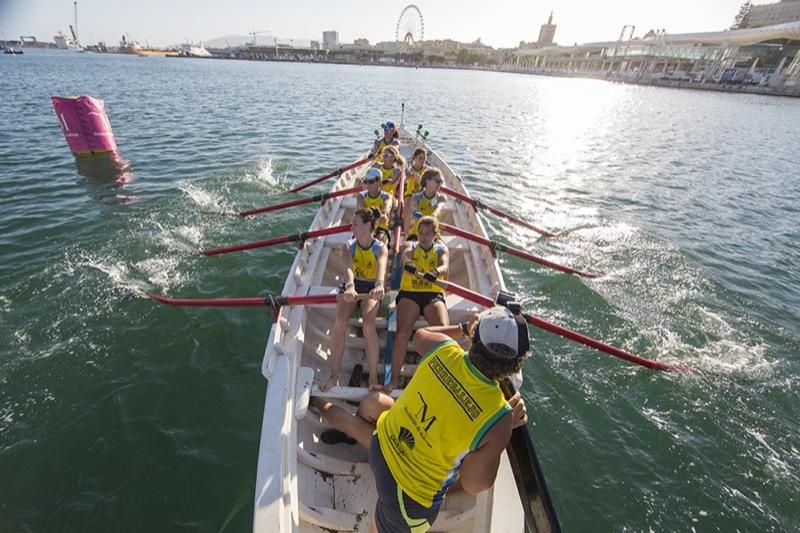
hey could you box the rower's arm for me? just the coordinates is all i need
[376,244,388,283]
[436,245,449,278]
[343,243,355,285]
[356,193,365,210]
[404,195,419,234]
[458,412,513,495]
[413,326,463,355]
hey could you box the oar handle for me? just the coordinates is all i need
[440,223,599,278]
[287,158,369,194]
[202,224,351,256]
[441,186,556,237]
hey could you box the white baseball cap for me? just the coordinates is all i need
[476,306,530,358]
[363,167,382,183]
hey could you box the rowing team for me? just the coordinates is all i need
[313,120,534,531]
[319,120,448,394]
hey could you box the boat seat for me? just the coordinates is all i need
[348,316,428,331]
[311,385,403,401]
[298,444,364,476]
[430,508,476,532]
[294,367,315,419]
[300,502,361,532]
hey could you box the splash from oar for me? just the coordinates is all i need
[440,223,599,278]
[403,265,687,372]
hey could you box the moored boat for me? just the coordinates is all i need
[252,125,536,532]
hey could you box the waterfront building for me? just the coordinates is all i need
[354,38,370,48]
[503,21,800,91]
[322,31,339,50]
[742,0,800,29]
[520,12,558,49]
[538,12,557,45]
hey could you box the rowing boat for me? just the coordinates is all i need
[251,125,543,532]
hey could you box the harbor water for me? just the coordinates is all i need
[0,50,798,532]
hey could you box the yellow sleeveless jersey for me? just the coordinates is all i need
[404,164,429,198]
[379,165,397,194]
[360,191,392,231]
[349,238,384,279]
[410,191,446,237]
[373,138,399,164]
[399,241,446,293]
[376,339,511,507]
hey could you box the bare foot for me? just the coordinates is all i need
[319,374,339,392]
[383,381,398,394]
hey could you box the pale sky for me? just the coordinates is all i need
[0,0,751,49]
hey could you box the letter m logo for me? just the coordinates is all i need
[415,392,437,432]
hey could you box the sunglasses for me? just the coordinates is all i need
[383,152,395,158]
[364,177,380,183]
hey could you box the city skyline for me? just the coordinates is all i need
[1,0,755,49]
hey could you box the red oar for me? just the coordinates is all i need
[201,224,350,256]
[404,266,686,372]
[149,293,338,308]
[441,186,557,237]
[287,158,370,194]
[239,186,362,217]
[440,223,599,278]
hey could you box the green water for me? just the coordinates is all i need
[1,50,798,532]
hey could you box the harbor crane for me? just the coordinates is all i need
[249,30,271,46]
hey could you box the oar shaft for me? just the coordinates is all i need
[202,224,351,256]
[149,293,339,308]
[522,313,679,371]
[419,274,682,372]
[441,186,556,237]
[287,158,369,194]
[440,223,598,278]
[239,186,362,217]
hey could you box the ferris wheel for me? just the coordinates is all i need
[396,5,424,45]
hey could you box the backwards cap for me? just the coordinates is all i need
[476,306,530,358]
[384,121,396,132]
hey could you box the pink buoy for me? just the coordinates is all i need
[52,96,118,155]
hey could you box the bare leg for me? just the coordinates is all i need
[423,299,449,327]
[312,392,393,449]
[387,298,420,393]
[360,297,382,391]
[320,299,358,392]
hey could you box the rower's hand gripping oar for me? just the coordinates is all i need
[201,224,351,256]
[239,185,363,217]
[441,186,556,237]
[401,264,687,372]
[440,223,599,279]
[287,158,370,194]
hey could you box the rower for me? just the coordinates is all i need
[405,168,446,240]
[376,145,405,195]
[320,207,388,392]
[312,306,531,533]
[357,168,393,245]
[369,121,400,163]
[386,216,449,393]
[404,147,430,199]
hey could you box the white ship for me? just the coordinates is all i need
[178,42,213,58]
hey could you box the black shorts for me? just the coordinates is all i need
[369,434,441,532]
[339,278,377,295]
[396,290,445,312]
